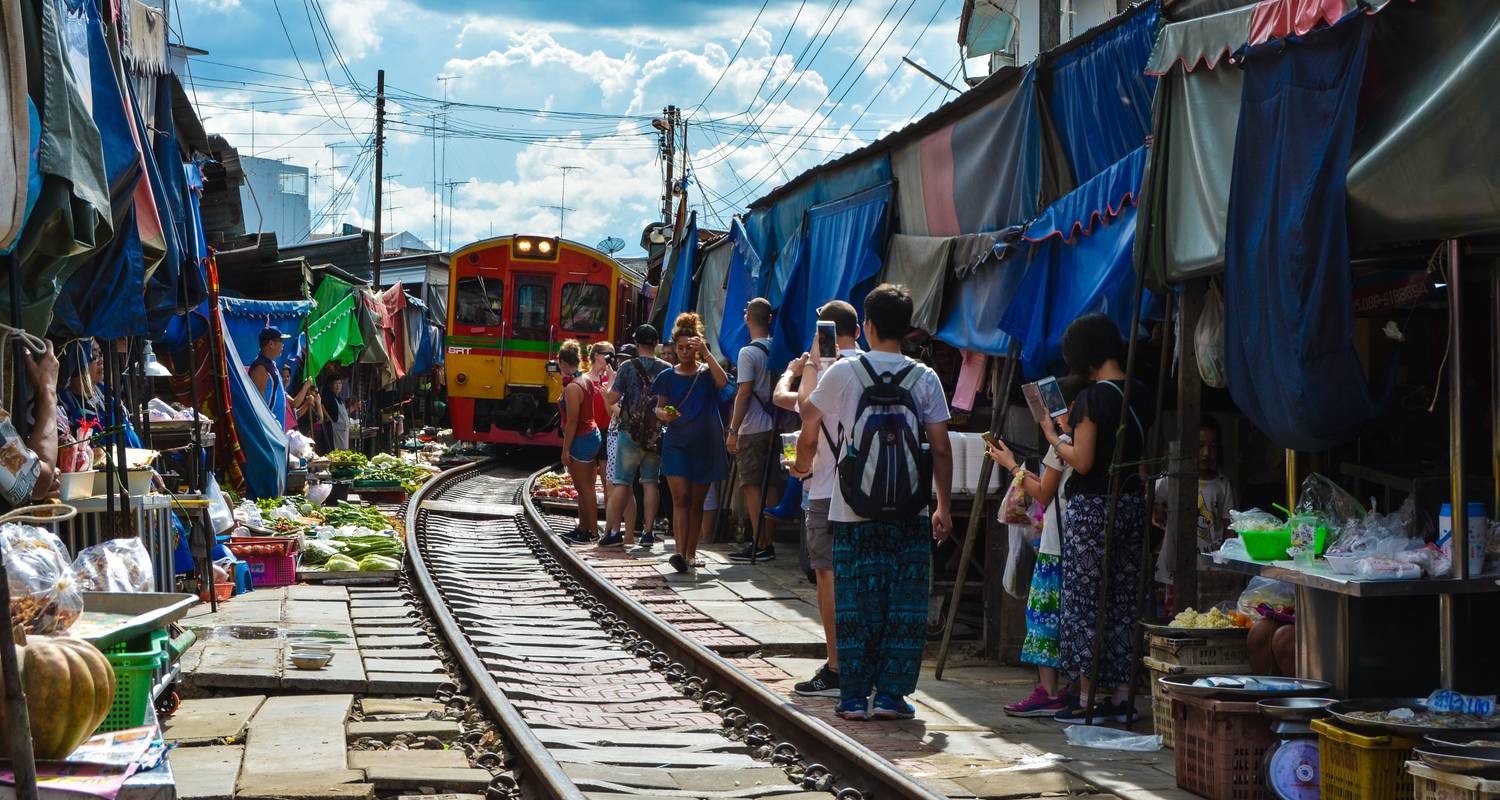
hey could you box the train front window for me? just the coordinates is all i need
[515,281,550,337]
[560,283,608,333]
[453,276,503,328]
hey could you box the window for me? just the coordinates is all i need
[278,170,308,196]
[452,276,503,328]
[560,283,608,333]
[515,281,550,335]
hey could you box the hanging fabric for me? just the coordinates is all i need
[716,218,760,359]
[661,212,698,327]
[1224,13,1392,451]
[695,236,731,359]
[880,234,953,334]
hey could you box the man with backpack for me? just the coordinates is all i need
[793,283,953,721]
[725,297,782,562]
[603,324,670,547]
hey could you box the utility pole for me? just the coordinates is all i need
[555,165,583,239]
[654,105,679,228]
[439,179,468,251]
[372,69,386,286]
[1039,1,1062,53]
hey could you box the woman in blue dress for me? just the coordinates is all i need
[652,312,728,573]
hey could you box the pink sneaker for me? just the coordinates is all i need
[1004,685,1070,717]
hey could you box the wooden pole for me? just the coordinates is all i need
[3,253,39,800]
[1169,280,1206,608]
[372,70,386,288]
[935,343,1020,679]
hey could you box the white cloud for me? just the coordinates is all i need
[445,31,639,100]
[323,0,391,61]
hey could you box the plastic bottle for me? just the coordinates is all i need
[1438,502,1487,577]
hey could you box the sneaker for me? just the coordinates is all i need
[561,528,595,546]
[1053,699,1130,725]
[691,556,705,568]
[794,665,841,697]
[871,693,916,720]
[668,553,688,573]
[729,544,776,562]
[1004,685,1071,718]
[834,698,869,721]
[637,531,657,546]
[598,531,624,547]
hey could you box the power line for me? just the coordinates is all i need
[688,0,772,117]
[269,0,360,138]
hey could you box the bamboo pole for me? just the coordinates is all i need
[3,253,40,800]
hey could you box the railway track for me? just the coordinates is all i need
[406,458,950,800]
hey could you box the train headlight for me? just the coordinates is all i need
[516,239,533,253]
[513,235,560,261]
[537,239,552,254]
[455,372,468,385]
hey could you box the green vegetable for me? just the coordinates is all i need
[317,501,393,529]
[358,555,401,572]
[301,540,342,566]
[324,554,359,572]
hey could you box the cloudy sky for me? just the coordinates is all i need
[178,0,966,255]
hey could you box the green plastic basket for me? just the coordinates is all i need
[98,629,168,733]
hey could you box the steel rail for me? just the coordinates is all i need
[519,464,949,800]
[405,458,584,800]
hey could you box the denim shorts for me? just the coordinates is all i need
[569,428,602,462]
[612,430,661,483]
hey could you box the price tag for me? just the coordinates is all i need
[1427,690,1497,716]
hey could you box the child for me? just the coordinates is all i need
[988,375,1089,717]
[1154,417,1236,590]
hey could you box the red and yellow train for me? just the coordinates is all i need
[445,234,648,446]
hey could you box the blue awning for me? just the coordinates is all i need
[717,219,761,359]
[934,252,1024,357]
[218,298,311,499]
[1000,146,1151,379]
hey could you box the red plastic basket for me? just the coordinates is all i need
[227,536,298,557]
[1173,693,1278,800]
[199,582,233,603]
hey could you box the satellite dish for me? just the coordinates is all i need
[597,236,625,255]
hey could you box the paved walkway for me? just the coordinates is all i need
[569,537,1192,800]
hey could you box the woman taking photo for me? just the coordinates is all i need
[558,340,602,545]
[652,313,728,573]
[1044,314,1153,724]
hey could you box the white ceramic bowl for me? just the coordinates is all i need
[288,639,334,654]
[288,651,333,670]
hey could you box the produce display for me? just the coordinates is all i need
[318,501,394,529]
[361,453,437,493]
[327,450,368,471]
[1170,607,1252,629]
[0,633,115,759]
[1343,709,1499,731]
[532,472,603,500]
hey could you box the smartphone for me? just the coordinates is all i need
[1022,376,1070,423]
[981,431,1000,451]
[816,321,837,359]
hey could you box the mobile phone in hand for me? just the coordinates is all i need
[816,321,837,360]
[981,431,1000,451]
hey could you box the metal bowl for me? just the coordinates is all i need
[1258,697,1337,721]
[1159,674,1331,699]
[288,651,333,671]
[1427,734,1500,749]
[1329,698,1500,739]
[1415,745,1500,775]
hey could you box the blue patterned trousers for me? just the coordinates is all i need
[832,517,931,702]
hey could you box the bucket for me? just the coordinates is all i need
[58,470,96,501]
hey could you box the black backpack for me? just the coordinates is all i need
[621,357,669,453]
[837,355,932,521]
[746,340,801,432]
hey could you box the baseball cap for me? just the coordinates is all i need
[633,324,659,346]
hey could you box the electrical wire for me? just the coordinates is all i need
[688,0,772,117]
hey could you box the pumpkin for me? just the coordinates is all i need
[0,632,115,759]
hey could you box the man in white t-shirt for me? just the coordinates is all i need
[771,301,862,699]
[792,284,953,722]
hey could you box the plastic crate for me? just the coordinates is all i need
[1148,632,1250,667]
[1408,760,1500,800]
[1172,692,1279,800]
[1312,717,1420,800]
[99,630,168,733]
[226,536,297,557]
[1144,654,1252,749]
[241,551,297,587]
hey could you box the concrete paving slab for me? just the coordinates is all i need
[289,585,350,602]
[668,766,792,792]
[362,657,444,674]
[563,763,678,791]
[282,648,368,691]
[743,598,821,622]
[237,784,374,800]
[346,719,462,740]
[356,647,437,659]
[680,600,776,624]
[366,672,452,695]
[187,644,282,690]
[284,600,355,626]
[951,768,1091,798]
[360,698,444,716]
[356,635,432,649]
[164,695,266,744]
[350,605,417,619]
[223,587,286,603]
[346,598,411,608]
[348,749,471,770]
[362,766,493,791]
[171,745,243,800]
[204,603,282,625]
[237,694,363,794]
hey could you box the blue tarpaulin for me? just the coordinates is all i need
[717,219,762,359]
[1044,1,1160,185]
[754,156,891,305]
[1000,146,1151,379]
[1224,13,1391,452]
[663,212,698,326]
[771,183,892,369]
[218,298,310,499]
[935,254,1023,357]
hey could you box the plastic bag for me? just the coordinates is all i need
[1354,557,1421,581]
[1002,525,1038,600]
[205,474,235,535]
[234,500,264,528]
[73,538,154,593]
[1195,284,1228,389]
[999,470,1042,527]
[1064,725,1162,751]
[1330,496,1415,554]
[0,524,82,635]
[1296,473,1365,526]
[1237,577,1294,615]
[1229,509,1283,533]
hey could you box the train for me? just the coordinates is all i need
[444,234,649,446]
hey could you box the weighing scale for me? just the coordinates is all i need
[1258,698,1337,800]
